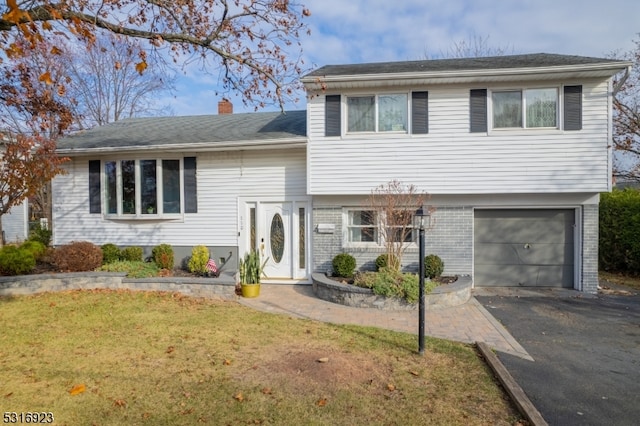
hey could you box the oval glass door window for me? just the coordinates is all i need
[270,213,285,264]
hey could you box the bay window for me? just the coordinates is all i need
[97,158,190,217]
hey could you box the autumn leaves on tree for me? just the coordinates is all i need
[0,1,311,242]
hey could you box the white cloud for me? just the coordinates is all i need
[172,0,640,114]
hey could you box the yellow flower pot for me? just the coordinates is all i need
[240,283,261,298]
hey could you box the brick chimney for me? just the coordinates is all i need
[218,99,233,115]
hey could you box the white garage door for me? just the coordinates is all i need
[474,209,575,288]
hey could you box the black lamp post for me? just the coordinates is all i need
[414,206,429,355]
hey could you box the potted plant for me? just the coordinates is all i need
[239,250,267,298]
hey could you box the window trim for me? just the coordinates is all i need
[489,86,560,130]
[101,157,186,220]
[343,208,418,248]
[346,92,409,134]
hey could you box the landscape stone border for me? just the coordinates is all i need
[312,273,472,310]
[0,272,238,299]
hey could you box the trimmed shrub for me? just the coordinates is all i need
[424,254,444,279]
[375,253,400,271]
[28,223,52,246]
[332,253,356,278]
[152,244,175,270]
[120,246,143,262]
[101,243,121,265]
[188,245,210,275]
[600,188,640,274]
[20,240,47,261]
[51,241,103,272]
[98,260,160,278]
[354,267,438,303]
[0,246,36,275]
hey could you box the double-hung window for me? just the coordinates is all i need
[325,92,428,136]
[347,210,378,243]
[347,94,408,133]
[345,209,416,246]
[492,88,559,129]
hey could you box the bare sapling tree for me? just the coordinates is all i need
[423,33,514,59]
[612,36,640,182]
[65,34,177,129]
[366,180,431,270]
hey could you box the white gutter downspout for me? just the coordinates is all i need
[613,66,632,95]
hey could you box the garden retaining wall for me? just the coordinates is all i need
[312,273,472,310]
[0,272,238,299]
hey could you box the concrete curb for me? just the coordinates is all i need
[477,342,548,426]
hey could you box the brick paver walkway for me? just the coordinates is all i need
[239,284,531,359]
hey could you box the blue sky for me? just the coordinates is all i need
[163,0,640,116]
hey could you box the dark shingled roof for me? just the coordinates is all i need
[57,110,307,151]
[303,53,624,78]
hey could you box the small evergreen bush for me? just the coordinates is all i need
[98,260,160,278]
[28,223,52,246]
[188,245,210,275]
[354,267,438,303]
[0,246,36,275]
[332,253,356,278]
[424,254,444,279]
[120,246,143,262]
[20,240,47,261]
[51,241,103,272]
[101,243,121,265]
[375,253,400,271]
[152,244,174,270]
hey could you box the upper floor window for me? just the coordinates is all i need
[492,88,558,129]
[325,92,428,137]
[471,85,581,133]
[347,94,408,133]
[89,157,197,217]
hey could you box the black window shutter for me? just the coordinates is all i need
[325,95,341,137]
[564,85,582,131]
[411,91,429,134]
[183,157,197,213]
[470,89,488,133]
[89,160,101,214]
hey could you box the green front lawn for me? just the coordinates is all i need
[0,290,521,425]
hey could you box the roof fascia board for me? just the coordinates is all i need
[57,138,307,156]
[302,61,633,87]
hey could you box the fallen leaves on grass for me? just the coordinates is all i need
[68,384,86,395]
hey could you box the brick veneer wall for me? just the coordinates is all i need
[312,205,473,277]
[581,204,599,293]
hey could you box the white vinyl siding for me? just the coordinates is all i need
[1,200,28,243]
[52,149,307,246]
[307,80,610,195]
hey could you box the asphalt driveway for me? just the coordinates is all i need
[475,288,640,426]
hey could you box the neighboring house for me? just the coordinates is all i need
[53,54,632,293]
[0,132,29,244]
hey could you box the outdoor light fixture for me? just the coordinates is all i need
[414,206,430,355]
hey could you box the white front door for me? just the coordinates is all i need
[261,202,292,279]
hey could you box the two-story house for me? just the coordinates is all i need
[53,53,631,293]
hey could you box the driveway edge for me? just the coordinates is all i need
[477,342,548,426]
